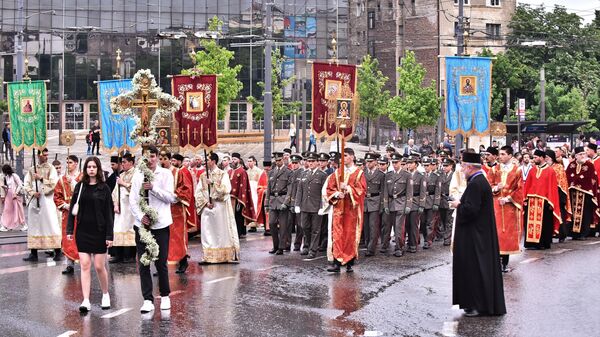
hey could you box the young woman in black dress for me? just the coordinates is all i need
[67,156,114,312]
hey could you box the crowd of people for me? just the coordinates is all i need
[1,134,600,317]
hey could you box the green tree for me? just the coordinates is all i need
[182,16,243,119]
[531,82,598,131]
[357,54,390,147]
[0,99,7,116]
[387,51,441,130]
[247,48,300,127]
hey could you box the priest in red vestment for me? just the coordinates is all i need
[486,146,523,272]
[546,149,572,242]
[585,143,600,234]
[566,146,599,239]
[325,148,366,273]
[54,155,82,275]
[523,149,562,250]
[482,146,499,176]
[229,153,255,237]
[173,154,197,234]
[160,152,194,274]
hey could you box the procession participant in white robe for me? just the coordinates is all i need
[196,152,240,264]
[23,148,62,262]
[110,153,137,263]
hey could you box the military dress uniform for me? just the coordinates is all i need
[407,156,427,253]
[266,152,293,254]
[382,153,414,257]
[288,154,304,251]
[439,159,455,246]
[421,158,442,248]
[294,153,328,258]
[363,153,385,256]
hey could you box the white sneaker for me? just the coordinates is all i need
[101,293,111,310]
[0,226,8,232]
[160,296,171,310]
[20,225,28,232]
[140,300,154,313]
[79,299,91,313]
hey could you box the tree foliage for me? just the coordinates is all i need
[357,54,390,119]
[387,51,441,130]
[182,16,243,119]
[247,47,300,123]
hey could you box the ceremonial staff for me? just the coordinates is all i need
[31,148,39,208]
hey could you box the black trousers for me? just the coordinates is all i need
[301,212,322,253]
[363,211,381,254]
[234,204,246,236]
[91,139,100,154]
[135,226,170,302]
[439,208,454,245]
[269,209,288,250]
[290,211,303,249]
[406,211,420,250]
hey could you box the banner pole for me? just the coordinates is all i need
[203,148,212,204]
[32,149,39,208]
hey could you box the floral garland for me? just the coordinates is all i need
[109,69,181,266]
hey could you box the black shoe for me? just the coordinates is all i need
[346,265,353,273]
[263,231,271,236]
[284,246,291,252]
[293,247,300,252]
[558,238,565,243]
[109,257,123,264]
[275,249,284,255]
[365,252,374,257]
[176,259,189,274]
[423,243,431,250]
[248,227,257,233]
[268,249,277,254]
[53,252,64,261]
[300,249,309,256]
[379,249,387,254]
[502,265,510,273]
[463,309,480,317]
[408,247,417,253]
[62,266,74,275]
[23,254,38,262]
[327,265,341,273]
[153,272,158,277]
[307,252,316,259]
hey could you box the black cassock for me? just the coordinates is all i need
[453,171,506,315]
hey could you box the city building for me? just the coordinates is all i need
[0,0,350,133]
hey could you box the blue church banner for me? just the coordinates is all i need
[445,57,492,136]
[97,79,137,153]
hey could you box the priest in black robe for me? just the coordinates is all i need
[450,151,506,317]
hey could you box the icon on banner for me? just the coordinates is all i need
[186,92,204,112]
[459,76,477,96]
[21,98,34,114]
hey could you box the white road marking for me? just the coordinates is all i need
[101,308,132,319]
[0,250,29,258]
[550,248,572,255]
[256,265,282,271]
[205,276,235,284]
[245,237,266,242]
[56,331,78,337]
[363,331,384,336]
[585,241,600,245]
[302,256,326,261]
[441,321,458,337]
[520,257,541,264]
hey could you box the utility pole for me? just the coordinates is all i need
[453,0,465,157]
[540,67,546,142]
[14,0,25,178]
[264,2,273,164]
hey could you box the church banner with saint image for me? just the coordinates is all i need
[97,79,138,153]
[171,74,218,151]
[311,62,357,139]
[7,80,48,150]
[445,56,492,136]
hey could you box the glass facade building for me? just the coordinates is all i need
[0,0,349,131]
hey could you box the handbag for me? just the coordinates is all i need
[71,184,83,216]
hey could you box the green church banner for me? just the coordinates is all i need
[7,80,47,151]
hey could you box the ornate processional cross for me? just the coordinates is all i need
[131,89,159,137]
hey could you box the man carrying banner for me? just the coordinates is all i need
[23,148,62,262]
[325,148,366,272]
[111,153,137,263]
[523,149,561,250]
[54,155,82,274]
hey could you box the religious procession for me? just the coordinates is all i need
[2,2,600,336]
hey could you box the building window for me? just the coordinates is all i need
[368,41,375,56]
[488,0,501,6]
[486,24,501,39]
[368,11,375,29]
[65,103,84,130]
[89,103,99,128]
[47,103,59,130]
[454,0,470,5]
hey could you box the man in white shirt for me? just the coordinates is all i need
[520,152,533,181]
[130,145,176,314]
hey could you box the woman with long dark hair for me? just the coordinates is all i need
[0,164,26,231]
[67,156,114,312]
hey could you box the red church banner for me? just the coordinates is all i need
[171,75,218,151]
[311,62,357,139]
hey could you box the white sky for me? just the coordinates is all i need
[518,0,600,23]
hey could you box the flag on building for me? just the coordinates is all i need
[171,74,218,151]
[6,80,48,150]
[311,62,357,139]
[97,79,137,152]
[445,56,493,136]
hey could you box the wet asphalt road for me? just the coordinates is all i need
[0,232,599,337]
